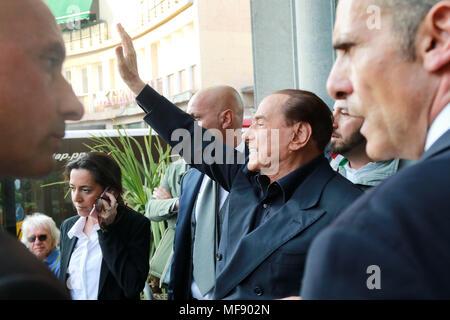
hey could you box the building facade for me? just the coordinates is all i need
[58,0,255,130]
[0,0,255,234]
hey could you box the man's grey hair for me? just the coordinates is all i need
[20,212,60,248]
[374,0,441,60]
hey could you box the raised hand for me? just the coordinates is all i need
[115,23,146,95]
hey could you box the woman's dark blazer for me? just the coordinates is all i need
[59,205,150,300]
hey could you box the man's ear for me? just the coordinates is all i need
[220,109,234,130]
[289,122,312,151]
[421,1,450,72]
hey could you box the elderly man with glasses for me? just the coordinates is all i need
[21,213,61,277]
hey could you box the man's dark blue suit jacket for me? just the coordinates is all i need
[168,168,204,300]
[301,129,450,299]
[136,85,363,299]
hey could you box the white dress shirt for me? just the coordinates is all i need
[425,103,450,151]
[67,217,103,300]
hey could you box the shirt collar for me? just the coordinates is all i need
[236,141,245,153]
[44,247,60,264]
[277,155,325,201]
[425,103,450,151]
[256,154,325,203]
[68,217,100,239]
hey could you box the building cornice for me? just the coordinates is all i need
[67,0,193,58]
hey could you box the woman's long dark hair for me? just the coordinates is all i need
[64,152,125,205]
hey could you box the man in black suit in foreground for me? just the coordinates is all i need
[0,0,84,299]
[301,0,450,299]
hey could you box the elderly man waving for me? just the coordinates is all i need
[115,24,362,299]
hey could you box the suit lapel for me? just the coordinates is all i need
[181,169,204,218]
[98,261,109,297]
[61,218,79,284]
[215,159,334,299]
[171,169,204,294]
[215,207,326,298]
[176,169,204,243]
[225,172,259,252]
[66,237,78,261]
[421,129,450,161]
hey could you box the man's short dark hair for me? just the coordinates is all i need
[372,0,440,60]
[276,89,333,152]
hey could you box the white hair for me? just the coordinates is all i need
[20,212,60,248]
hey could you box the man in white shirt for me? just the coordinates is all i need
[301,0,450,299]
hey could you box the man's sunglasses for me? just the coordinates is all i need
[94,186,111,213]
[28,234,47,243]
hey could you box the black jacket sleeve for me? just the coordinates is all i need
[98,206,150,299]
[136,85,247,192]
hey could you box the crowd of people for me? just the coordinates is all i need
[0,0,449,301]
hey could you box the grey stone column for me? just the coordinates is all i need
[250,0,337,109]
[294,0,336,108]
[250,0,298,107]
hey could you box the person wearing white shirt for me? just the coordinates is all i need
[59,152,150,300]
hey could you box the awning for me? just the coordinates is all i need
[45,0,93,24]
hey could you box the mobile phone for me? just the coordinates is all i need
[94,186,111,213]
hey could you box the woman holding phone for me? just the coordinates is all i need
[59,152,150,300]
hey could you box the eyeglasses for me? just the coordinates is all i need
[94,186,110,213]
[28,234,47,243]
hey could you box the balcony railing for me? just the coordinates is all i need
[140,0,193,27]
[63,21,108,52]
[63,0,192,54]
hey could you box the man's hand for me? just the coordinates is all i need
[153,186,173,200]
[153,186,179,211]
[115,23,146,95]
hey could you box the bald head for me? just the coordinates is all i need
[187,86,244,145]
[188,86,244,128]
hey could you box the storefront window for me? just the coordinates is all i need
[0,131,166,239]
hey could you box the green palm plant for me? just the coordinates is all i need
[85,125,172,258]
